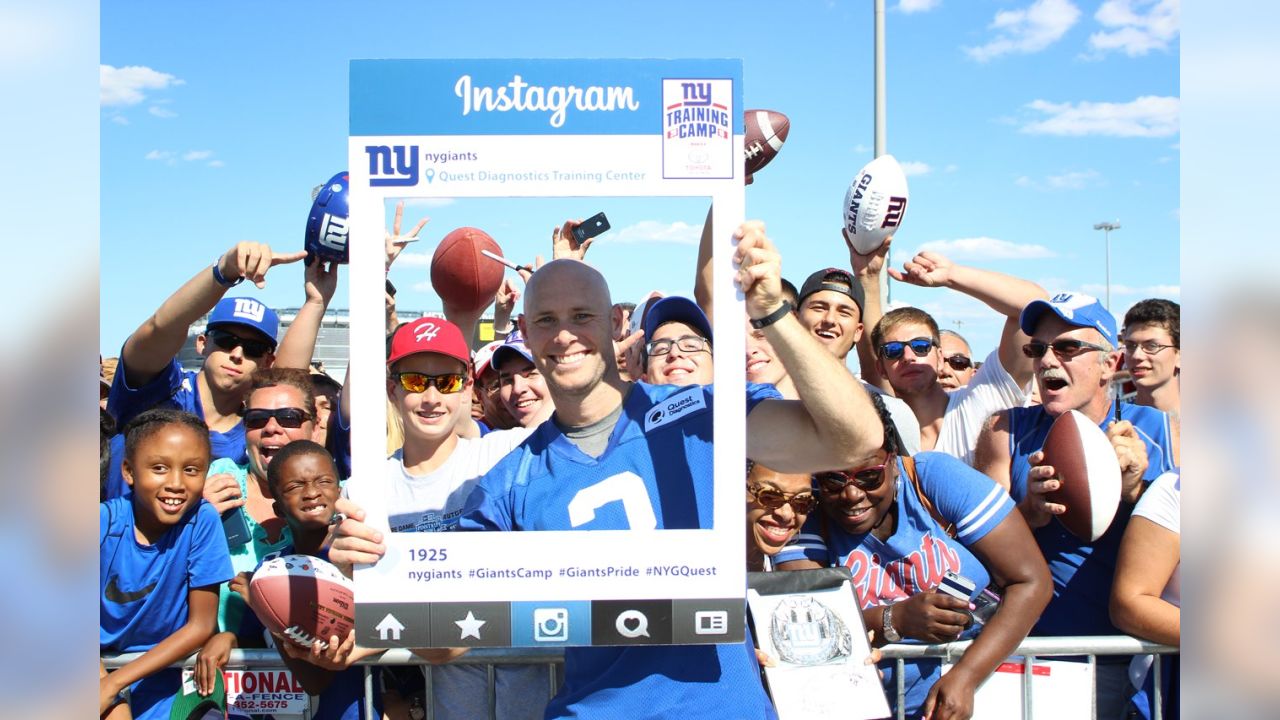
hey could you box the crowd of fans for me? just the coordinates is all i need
[100,205,1181,720]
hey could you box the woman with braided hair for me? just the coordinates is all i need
[775,392,1051,720]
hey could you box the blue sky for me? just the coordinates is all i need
[100,0,1179,366]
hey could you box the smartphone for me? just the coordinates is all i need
[386,278,397,297]
[572,212,611,244]
[221,508,252,547]
[971,587,1003,626]
[937,570,977,601]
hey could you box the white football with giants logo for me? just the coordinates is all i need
[842,154,909,254]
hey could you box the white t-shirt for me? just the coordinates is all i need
[866,383,923,456]
[344,426,534,533]
[1132,471,1181,607]
[934,349,1026,466]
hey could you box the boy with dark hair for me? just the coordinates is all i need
[1121,298,1180,416]
[101,408,233,719]
[195,441,381,719]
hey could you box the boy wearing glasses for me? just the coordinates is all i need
[339,316,548,720]
[107,241,311,470]
[852,246,1046,466]
[973,292,1176,718]
[641,296,714,387]
[1121,298,1180,417]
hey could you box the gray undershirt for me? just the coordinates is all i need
[553,388,630,458]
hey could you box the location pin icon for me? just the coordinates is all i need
[424,168,436,183]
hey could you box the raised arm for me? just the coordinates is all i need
[120,242,306,386]
[694,203,714,324]
[889,251,1047,387]
[274,259,339,369]
[847,230,892,390]
[736,221,883,472]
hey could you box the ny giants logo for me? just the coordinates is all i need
[844,532,962,607]
[317,213,348,253]
[233,298,266,323]
[366,145,419,187]
[881,196,907,229]
[664,82,730,140]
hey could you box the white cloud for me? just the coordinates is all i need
[965,0,1081,62]
[109,115,129,125]
[944,164,959,173]
[897,0,941,13]
[182,150,213,161]
[147,105,176,118]
[853,143,872,154]
[916,236,1057,260]
[602,220,700,246]
[1020,95,1179,137]
[1017,169,1102,190]
[144,150,175,164]
[900,161,932,177]
[1087,0,1179,58]
[207,160,225,168]
[100,64,183,106]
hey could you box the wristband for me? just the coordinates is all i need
[211,261,244,288]
[493,323,514,337]
[749,301,792,330]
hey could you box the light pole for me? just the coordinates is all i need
[874,0,890,304]
[1093,221,1120,309]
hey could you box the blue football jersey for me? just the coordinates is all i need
[461,382,781,720]
[1008,402,1175,636]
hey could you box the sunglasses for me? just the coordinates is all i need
[392,371,467,394]
[243,407,311,430]
[878,338,936,360]
[748,484,818,514]
[1021,339,1111,360]
[207,329,273,359]
[1122,340,1175,355]
[815,455,894,494]
[943,354,973,371]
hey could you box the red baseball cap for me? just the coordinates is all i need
[387,317,471,368]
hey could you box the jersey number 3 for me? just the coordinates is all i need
[567,472,657,529]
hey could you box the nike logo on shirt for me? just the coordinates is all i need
[105,576,157,604]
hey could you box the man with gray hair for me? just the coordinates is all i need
[972,292,1177,718]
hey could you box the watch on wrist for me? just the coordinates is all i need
[882,602,902,643]
[749,300,793,330]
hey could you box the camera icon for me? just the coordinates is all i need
[532,608,570,642]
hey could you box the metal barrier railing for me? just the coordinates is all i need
[103,636,1177,720]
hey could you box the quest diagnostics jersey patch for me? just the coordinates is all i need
[644,386,708,433]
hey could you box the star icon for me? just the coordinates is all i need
[455,611,486,640]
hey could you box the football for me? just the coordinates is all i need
[842,154,909,254]
[744,109,790,184]
[248,554,355,650]
[1040,410,1122,542]
[430,227,506,312]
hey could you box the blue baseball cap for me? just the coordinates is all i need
[644,296,713,346]
[1019,292,1117,346]
[206,297,280,347]
[491,336,535,370]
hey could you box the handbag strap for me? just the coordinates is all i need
[901,455,956,539]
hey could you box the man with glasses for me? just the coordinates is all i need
[937,329,976,390]
[641,295,714,387]
[972,292,1177,718]
[851,245,1046,466]
[1121,298,1180,417]
[107,241,308,468]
